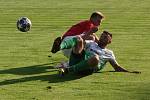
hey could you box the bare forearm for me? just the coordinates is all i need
[113,64,128,72]
[109,59,141,73]
[109,60,128,72]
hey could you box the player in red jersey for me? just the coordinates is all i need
[51,11,104,58]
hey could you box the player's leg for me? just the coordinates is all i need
[72,36,84,54]
[51,35,81,54]
[61,36,84,58]
[70,56,99,73]
[69,50,99,73]
[58,51,100,76]
[60,36,79,50]
[58,37,85,76]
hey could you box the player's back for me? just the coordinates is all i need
[62,20,95,39]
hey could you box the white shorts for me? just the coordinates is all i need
[62,48,72,58]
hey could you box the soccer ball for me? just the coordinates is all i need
[17,17,32,32]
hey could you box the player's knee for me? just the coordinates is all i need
[88,55,99,66]
[76,36,84,49]
[73,36,84,54]
[76,36,83,44]
[93,55,99,66]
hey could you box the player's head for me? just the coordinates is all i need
[98,31,112,46]
[90,11,105,26]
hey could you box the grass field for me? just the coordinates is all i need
[0,0,150,100]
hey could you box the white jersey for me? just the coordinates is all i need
[85,40,118,69]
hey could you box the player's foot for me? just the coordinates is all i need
[57,62,69,76]
[51,37,62,53]
[58,68,68,76]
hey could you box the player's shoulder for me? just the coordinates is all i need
[105,48,114,54]
[85,40,98,48]
[79,20,91,25]
[85,40,96,44]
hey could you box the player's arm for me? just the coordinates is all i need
[109,59,128,72]
[92,33,99,43]
[109,59,141,73]
[82,27,99,42]
[86,27,98,35]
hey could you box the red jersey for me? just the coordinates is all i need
[62,20,96,39]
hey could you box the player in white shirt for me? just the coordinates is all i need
[84,39,118,71]
[56,31,140,75]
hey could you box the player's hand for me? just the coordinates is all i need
[91,27,98,33]
[129,71,141,74]
[115,67,128,72]
[85,27,98,35]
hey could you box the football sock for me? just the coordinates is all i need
[60,37,78,50]
[69,59,90,72]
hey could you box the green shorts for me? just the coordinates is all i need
[69,50,95,74]
[69,50,106,74]
[69,50,92,64]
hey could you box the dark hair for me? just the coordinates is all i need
[90,11,104,19]
[103,31,112,37]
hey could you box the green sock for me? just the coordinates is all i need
[69,59,90,72]
[60,37,78,50]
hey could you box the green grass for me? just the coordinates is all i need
[0,0,150,100]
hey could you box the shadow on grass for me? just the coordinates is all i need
[1,62,130,86]
[0,73,86,86]
[0,63,90,86]
[0,63,57,75]
[0,63,141,86]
